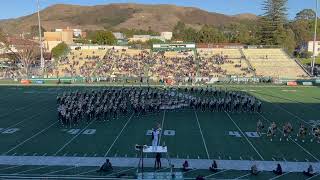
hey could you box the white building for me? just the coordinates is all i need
[161,32,173,40]
[113,32,125,40]
[55,28,83,37]
[307,41,320,56]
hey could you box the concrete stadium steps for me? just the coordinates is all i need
[242,48,308,78]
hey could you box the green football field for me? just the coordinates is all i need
[0,85,319,179]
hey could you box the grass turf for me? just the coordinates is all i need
[0,85,319,179]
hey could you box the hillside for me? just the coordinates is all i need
[0,3,257,34]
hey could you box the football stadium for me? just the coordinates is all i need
[1,0,320,179]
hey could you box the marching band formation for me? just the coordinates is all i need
[56,87,262,126]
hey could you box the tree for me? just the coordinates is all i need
[30,25,46,38]
[259,0,288,45]
[0,32,39,78]
[295,9,316,21]
[197,25,226,43]
[51,42,70,59]
[90,30,116,45]
[172,21,187,40]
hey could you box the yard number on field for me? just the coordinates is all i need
[0,128,20,134]
[146,130,175,136]
[228,131,260,138]
[62,129,96,135]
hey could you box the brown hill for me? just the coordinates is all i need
[0,3,257,34]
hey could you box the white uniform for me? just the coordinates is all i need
[152,129,160,151]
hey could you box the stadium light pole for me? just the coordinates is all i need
[37,0,45,76]
[312,0,318,76]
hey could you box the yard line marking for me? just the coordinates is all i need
[4,121,58,155]
[194,111,210,159]
[272,158,276,161]
[76,168,99,175]
[204,169,229,178]
[182,168,198,175]
[105,167,136,177]
[234,173,250,179]
[15,166,47,174]
[306,173,320,180]
[158,110,166,145]
[258,113,319,162]
[269,171,291,180]
[104,113,135,157]
[0,165,22,171]
[2,110,51,132]
[254,93,313,127]
[225,112,264,160]
[54,120,95,156]
[44,166,76,175]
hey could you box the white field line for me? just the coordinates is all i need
[0,165,22,171]
[234,172,251,179]
[258,113,319,162]
[44,166,76,175]
[194,110,210,159]
[305,173,320,180]
[14,166,48,174]
[225,112,264,160]
[4,121,58,155]
[269,171,291,180]
[158,110,166,145]
[3,109,55,132]
[54,120,96,156]
[104,113,135,157]
[204,169,229,178]
[253,92,313,127]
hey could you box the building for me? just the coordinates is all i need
[129,35,166,43]
[44,29,74,51]
[307,41,320,56]
[112,32,128,45]
[56,28,84,38]
[161,32,173,40]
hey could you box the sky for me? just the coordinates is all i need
[0,0,317,20]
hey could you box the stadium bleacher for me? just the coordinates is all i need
[242,48,308,79]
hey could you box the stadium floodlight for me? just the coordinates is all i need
[312,0,318,76]
[37,0,45,76]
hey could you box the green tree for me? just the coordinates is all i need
[90,30,116,45]
[172,21,187,40]
[30,25,46,37]
[295,9,316,21]
[51,42,70,59]
[197,25,226,43]
[259,0,288,45]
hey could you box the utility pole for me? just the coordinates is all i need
[312,0,318,76]
[37,0,45,76]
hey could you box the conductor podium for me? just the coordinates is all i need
[143,146,167,153]
[136,145,175,179]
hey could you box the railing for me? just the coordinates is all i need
[281,49,312,77]
[239,48,256,76]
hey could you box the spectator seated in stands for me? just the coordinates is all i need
[97,159,113,172]
[303,165,314,177]
[273,163,282,175]
[251,164,259,175]
[209,160,218,172]
[182,160,192,171]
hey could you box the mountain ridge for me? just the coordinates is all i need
[0,3,258,35]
